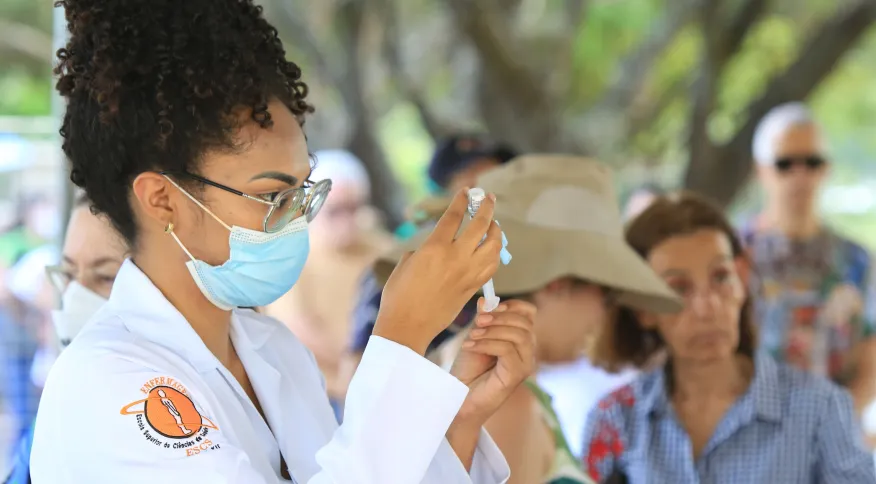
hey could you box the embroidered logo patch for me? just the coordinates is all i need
[120,377,221,456]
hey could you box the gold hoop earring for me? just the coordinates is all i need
[165,222,174,234]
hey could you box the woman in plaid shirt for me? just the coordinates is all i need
[583,193,874,484]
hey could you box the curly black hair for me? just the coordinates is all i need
[54,0,313,244]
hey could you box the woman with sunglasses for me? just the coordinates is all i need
[30,2,536,483]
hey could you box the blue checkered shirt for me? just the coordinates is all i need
[582,353,875,483]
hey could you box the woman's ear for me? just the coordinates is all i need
[131,172,178,230]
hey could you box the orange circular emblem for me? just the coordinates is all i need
[144,386,203,439]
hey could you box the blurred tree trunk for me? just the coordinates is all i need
[272,0,406,229]
[683,0,876,205]
[0,19,53,74]
[335,1,406,230]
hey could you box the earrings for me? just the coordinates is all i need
[165,222,175,234]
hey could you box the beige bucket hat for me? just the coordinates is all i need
[375,154,682,313]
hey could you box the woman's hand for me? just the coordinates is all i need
[450,299,537,424]
[446,299,537,469]
[373,188,503,355]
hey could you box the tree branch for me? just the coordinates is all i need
[590,0,702,118]
[375,0,450,140]
[627,75,690,138]
[335,0,406,228]
[443,0,544,107]
[0,19,53,66]
[443,0,563,151]
[719,0,770,64]
[685,0,772,186]
[276,2,355,106]
[564,0,588,27]
[686,0,725,172]
[683,1,876,205]
[273,0,405,228]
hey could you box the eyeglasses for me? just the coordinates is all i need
[45,264,118,297]
[774,155,826,173]
[46,265,72,294]
[160,171,332,233]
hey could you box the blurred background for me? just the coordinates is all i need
[4,0,876,473]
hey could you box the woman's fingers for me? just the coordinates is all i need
[468,325,532,347]
[462,338,518,359]
[473,308,534,331]
[428,188,470,243]
[496,299,537,321]
[473,219,503,258]
[465,324,535,366]
[458,194,496,250]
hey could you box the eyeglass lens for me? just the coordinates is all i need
[264,179,333,232]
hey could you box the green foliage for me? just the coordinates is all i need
[0,69,52,116]
[0,0,53,116]
[570,0,661,106]
[378,103,433,201]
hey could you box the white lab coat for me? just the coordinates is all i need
[30,260,510,483]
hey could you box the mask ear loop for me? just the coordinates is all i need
[165,222,197,262]
[162,175,233,232]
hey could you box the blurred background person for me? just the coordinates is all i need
[0,243,56,462]
[263,150,392,420]
[622,183,665,222]
[741,102,876,440]
[0,195,61,271]
[427,133,518,194]
[5,194,127,484]
[399,133,518,239]
[585,192,874,483]
[373,155,680,484]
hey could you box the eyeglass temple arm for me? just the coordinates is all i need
[158,171,272,205]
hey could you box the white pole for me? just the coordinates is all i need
[52,4,72,238]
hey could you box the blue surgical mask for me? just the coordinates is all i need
[168,189,310,311]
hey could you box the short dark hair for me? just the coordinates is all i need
[427,134,517,189]
[54,0,312,245]
[591,192,757,371]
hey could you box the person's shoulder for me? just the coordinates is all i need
[735,215,762,246]
[55,313,148,372]
[824,228,871,260]
[772,359,846,414]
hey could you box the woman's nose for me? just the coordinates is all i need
[689,289,720,318]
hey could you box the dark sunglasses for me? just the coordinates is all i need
[774,155,826,173]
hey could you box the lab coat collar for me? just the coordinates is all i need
[110,259,279,373]
[230,308,280,350]
[110,260,218,372]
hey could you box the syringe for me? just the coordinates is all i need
[468,188,502,312]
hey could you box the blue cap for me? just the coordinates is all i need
[428,134,517,190]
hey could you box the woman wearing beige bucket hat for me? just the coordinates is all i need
[375,154,682,484]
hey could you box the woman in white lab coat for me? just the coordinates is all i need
[31,1,536,483]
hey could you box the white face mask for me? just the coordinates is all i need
[51,281,107,348]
